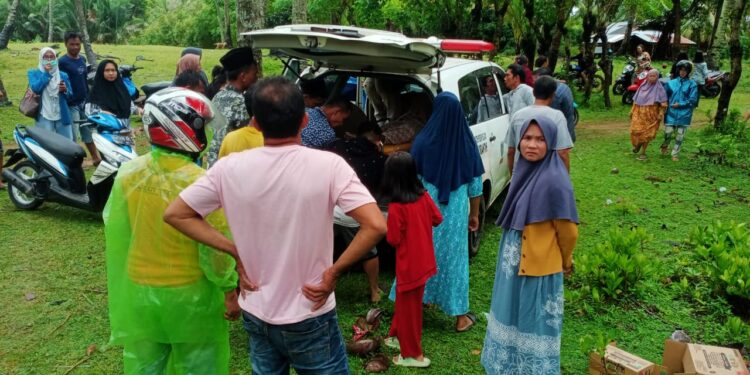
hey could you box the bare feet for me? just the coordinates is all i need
[370,288,384,303]
[455,313,477,332]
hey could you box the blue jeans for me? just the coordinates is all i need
[70,105,93,143]
[36,117,73,141]
[241,309,350,375]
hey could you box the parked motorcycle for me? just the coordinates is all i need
[2,113,137,211]
[141,81,172,100]
[613,59,636,95]
[701,70,725,98]
[557,63,604,93]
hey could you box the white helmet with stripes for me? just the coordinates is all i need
[143,87,223,155]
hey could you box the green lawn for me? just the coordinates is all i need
[1,43,750,374]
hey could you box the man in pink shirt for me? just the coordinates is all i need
[164,77,386,374]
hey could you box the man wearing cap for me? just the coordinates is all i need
[206,47,259,167]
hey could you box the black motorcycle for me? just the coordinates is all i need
[613,59,637,95]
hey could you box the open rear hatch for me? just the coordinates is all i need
[243,25,445,75]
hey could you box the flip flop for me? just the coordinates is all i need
[364,354,390,373]
[384,337,400,350]
[393,355,430,368]
[637,154,647,161]
[456,313,477,333]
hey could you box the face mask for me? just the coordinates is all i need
[43,59,57,67]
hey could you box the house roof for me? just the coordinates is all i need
[596,22,696,46]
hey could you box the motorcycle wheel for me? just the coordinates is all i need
[613,82,626,95]
[8,161,44,210]
[622,91,634,105]
[590,75,605,93]
[704,83,721,99]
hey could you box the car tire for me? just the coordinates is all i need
[8,161,44,210]
[468,195,486,258]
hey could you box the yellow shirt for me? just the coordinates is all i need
[218,126,264,159]
[518,219,579,276]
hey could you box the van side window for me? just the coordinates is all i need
[458,74,481,126]
[475,74,505,122]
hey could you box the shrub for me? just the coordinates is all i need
[688,221,750,299]
[575,227,654,302]
[695,110,750,168]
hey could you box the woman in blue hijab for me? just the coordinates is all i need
[481,115,579,375]
[389,92,484,332]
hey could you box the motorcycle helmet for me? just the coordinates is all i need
[676,60,693,75]
[143,87,223,155]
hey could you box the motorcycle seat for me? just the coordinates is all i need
[26,126,85,167]
[141,81,171,97]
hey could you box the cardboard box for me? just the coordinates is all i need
[589,344,667,375]
[662,340,749,375]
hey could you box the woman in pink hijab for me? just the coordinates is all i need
[174,53,209,89]
[629,69,667,160]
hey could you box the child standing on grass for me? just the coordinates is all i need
[380,151,443,368]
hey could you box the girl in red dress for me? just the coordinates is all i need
[380,151,443,368]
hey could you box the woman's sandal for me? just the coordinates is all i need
[393,355,431,368]
[637,154,647,161]
[456,312,477,333]
[364,354,391,372]
[384,337,401,350]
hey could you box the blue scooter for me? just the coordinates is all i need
[2,113,137,211]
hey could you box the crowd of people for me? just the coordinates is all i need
[15,29,588,373]
[628,47,700,161]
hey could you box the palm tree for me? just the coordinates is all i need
[74,0,97,64]
[0,0,21,49]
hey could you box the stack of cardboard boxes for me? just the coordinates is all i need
[589,341,749,375]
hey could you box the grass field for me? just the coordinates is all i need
[1,42,750,374]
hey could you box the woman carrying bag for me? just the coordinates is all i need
[27,47,74,140]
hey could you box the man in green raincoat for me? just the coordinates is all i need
[103,87,243,374]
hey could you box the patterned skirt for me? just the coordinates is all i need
[630,104,665,147]
[480,229,564,375]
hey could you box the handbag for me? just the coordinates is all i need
[19,87,40,118]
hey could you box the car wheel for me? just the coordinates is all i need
[468,195,486,258]
[8,161,44,210]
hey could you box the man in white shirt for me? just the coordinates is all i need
[476,76,503,123]
[502,64,535,115]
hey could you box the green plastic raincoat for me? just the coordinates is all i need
[103,147,237,374]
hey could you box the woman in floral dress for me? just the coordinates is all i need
[481,115,579,374]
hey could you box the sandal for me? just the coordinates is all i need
[456,313,477,333]
[384,337,401,350]
[393,355,431,368]
[637,154,647,161]
[672,156,679,162]
[364,354,390,372]
[346,338,379,357]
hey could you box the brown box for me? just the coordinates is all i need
[662,340,749,375]
[588,344,667,375]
